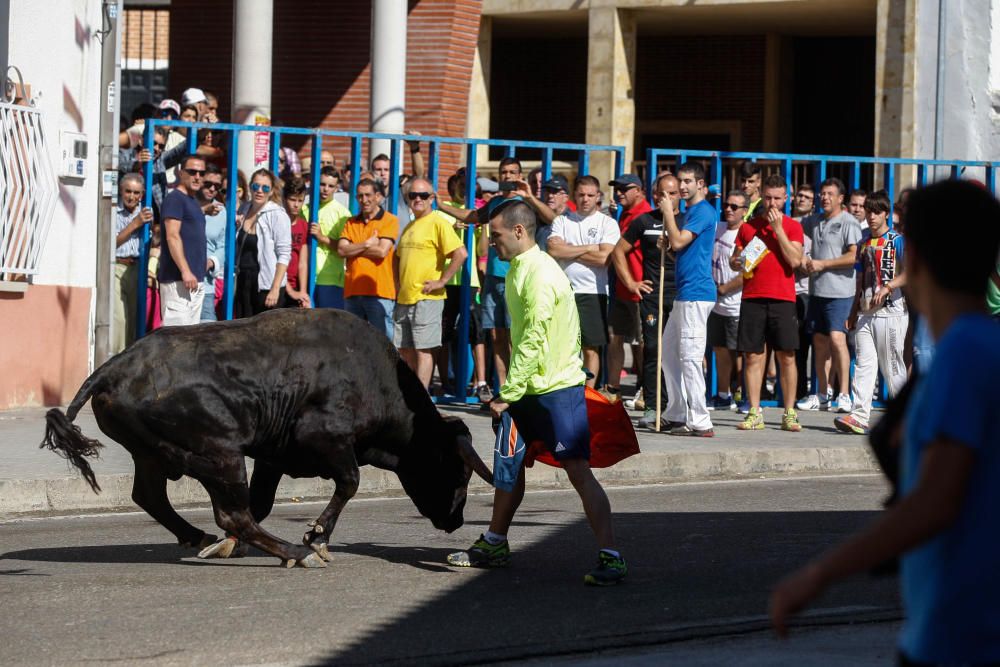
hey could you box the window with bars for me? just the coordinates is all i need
[119,7,170,118]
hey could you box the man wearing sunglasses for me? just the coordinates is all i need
[707,191,749,410]
[395,178,468,389]
[337,178,399,339]
[604,174,652,404]
[158,155,209,326]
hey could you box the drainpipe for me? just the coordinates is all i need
[93,0,123,366]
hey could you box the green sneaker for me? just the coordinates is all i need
[738,407,765,430]
[584,551,627,586]
[446,534,511,568]
[781,409,802,432]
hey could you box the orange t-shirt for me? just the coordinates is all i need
[339,209,399,300]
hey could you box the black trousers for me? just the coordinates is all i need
[639,294,671,411]
[795,293,811,397]
[235,269,287,319]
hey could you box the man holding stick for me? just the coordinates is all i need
[611,173,680,430]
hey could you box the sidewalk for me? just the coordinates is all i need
[0,399,880,517]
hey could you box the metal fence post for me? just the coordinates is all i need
[308,133,322,304]
[135,120,156,338]
[456,143,478,400]
[223,129,239,320]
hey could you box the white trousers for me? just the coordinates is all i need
[160,280,206,327]
[851,313,908,424]
[661,300,715,430]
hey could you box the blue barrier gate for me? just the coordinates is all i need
[644,147,1000,407]
[137,119,624,403]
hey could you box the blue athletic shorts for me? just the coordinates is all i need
[507,385,590,461]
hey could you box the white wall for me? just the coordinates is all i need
[915,0,1000,170]
[8,0,103,288]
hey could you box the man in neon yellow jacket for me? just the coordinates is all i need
[446,199,627,586]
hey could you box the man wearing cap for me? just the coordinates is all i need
[181,88,214,122]
[536,175,570,251]
[604,174,652,403]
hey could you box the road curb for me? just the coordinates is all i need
[0,446,879,518]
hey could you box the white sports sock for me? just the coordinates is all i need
[484,530,506,545]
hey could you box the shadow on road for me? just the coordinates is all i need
[312,509,900,666]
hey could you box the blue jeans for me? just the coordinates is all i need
[313,284,344,309]
[200,278,218,321]
[345,295,394,340]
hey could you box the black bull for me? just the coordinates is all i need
[42,309,493,568]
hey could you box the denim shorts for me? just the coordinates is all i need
[806,295,854,335]
[481,275,511,330]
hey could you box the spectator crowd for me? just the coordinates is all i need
[113,90,1000,435]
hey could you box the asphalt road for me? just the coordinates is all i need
[0,475,899,666]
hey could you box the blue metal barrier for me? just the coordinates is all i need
[644,147,1000,408]
[135,118,624,403]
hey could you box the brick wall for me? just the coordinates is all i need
[122,9,169,63]
[168,0,481,189]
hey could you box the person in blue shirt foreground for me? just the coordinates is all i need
[769,179,1000,666]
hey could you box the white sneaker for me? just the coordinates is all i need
[835,393,852,413]
[624,388,644,411]
[826,386,834,402]
[795,394,829,411]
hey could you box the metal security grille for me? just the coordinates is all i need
[0,101,58,277]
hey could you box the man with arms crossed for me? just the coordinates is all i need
[446,201,626,586]
[547,176,621,387]
[731,174,805,431]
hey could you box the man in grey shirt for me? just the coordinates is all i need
[797,178,862,413]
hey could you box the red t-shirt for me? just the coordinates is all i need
[736,214,804,302]
[615,199,653,302]
[287,217,309,291]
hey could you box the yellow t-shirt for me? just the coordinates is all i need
[302,198,351,286]
[396,211,463,305]
[442,201,480,290]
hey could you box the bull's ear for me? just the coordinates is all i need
[456,434,493,486]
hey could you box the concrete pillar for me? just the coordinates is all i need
[370,0,407,163]
[585,7,635,184]
[467,16,491,141]
[874,0,919,163]
[232,0,272,176]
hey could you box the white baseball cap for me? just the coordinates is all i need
[181,87,207,106]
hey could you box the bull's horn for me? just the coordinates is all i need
[457,435,493,486]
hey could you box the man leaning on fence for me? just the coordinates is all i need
[112,173,153,353]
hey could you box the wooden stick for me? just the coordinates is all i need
[654,237,666,432]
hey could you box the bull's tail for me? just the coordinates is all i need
[39,367,108,494]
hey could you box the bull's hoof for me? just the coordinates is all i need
[179,533,218,549]
[303,523,326,546]
[197,536,239,559]
[296,552,327,569]
[309,541,334,562]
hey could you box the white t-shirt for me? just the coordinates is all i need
[712,222,743,317]
[549,209,621,295]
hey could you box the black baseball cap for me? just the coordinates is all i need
[541,175,569,193]
[609,174,643,189]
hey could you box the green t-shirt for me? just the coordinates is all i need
[303,198,351,286]
[500,245,586,402]
[443,201,480,289]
